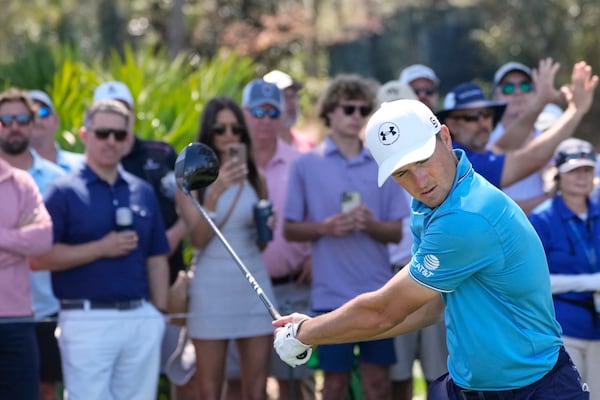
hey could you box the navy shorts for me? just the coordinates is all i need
[428,347,589,399]
[35,315,62,382]
[317,338,396,372]
[0,320,40,400]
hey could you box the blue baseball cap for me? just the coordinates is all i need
[436,82,506,125]
[242,79,283,110]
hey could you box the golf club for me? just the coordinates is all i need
[175,142,282,320]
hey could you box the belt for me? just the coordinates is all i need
[271,271,301,286]
[60,299,144,311]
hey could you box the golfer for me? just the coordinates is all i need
[273,99,589,398]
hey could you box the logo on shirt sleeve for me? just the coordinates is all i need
[423,254,440,270]
[413,254,440,278]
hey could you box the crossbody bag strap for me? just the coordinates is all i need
[217,182,244,230]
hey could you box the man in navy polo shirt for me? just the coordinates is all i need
[31,99,169,400]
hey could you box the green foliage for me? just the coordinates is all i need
[97,45,257,151]
[0,41,257,153]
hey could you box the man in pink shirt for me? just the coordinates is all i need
[0,157,53,399]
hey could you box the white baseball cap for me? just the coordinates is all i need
[493,62,532,87]
[377,81,417,104]
[93,81,134,107]
[553,138,596,174]
[27,90,55,111]
[399,64,439,85]
[366,99,441,187]
[263,70,303,91]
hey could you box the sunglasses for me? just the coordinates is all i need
[37,106,53,119]
[340,104,372,117]
[500,81,534,95]
[0,113,33,127]
[449,109,494,123]
[93,128,128,142]
[250,107,280,119]
[555,151,596,167]
[212,123,245,136]
[412,87,437,96]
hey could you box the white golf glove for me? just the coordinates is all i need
[274,321,312,367]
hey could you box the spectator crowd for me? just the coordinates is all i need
[1,57,599,400]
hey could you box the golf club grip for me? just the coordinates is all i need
[184,190,282,321]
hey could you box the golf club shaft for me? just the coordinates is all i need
[182,186,281,320]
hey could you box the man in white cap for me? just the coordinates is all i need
[487,58,563,212]
[272,99,590,398]
[398,64,440,109]
[27,90,84,173]
[263,69,315,152]
[376,80,449,400]
[93,81,194,397]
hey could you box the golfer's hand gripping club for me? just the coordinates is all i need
[274,319,312,367]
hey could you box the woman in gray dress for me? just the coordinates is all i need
[177,96,275,400]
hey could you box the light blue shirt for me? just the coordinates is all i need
[28,149,65,319]
[408,150,562,390]
[55,145,84,173]
[285,136,409,310]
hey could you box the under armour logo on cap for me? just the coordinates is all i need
[378,123,400,145]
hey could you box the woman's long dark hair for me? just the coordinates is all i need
[196,96,262,199]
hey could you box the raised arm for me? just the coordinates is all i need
[500,61,598,188]
[491,57,561,153]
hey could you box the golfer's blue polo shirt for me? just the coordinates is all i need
[408,150,562,390]
[453,142,504,188]
[45,165,169,302]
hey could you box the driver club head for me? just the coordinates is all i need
[175,142,220,191]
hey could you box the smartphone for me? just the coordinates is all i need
[226,143,247,164]
[341,191,361,213]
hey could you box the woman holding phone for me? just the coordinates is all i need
[177,96,275,400]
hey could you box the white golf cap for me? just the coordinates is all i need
[493,61,532,87]
[263,69,303,90]
[93,81,134,107]
[399,64,439,85]
[377,80,417,104]
[553,138,596,174]
[366,99,441,187]
[27,90,55,111]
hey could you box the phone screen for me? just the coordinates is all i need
[227,143,247,164]
[341,191,361,213]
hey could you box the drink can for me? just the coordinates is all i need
[253,199,273,243]
[115,207,134,231]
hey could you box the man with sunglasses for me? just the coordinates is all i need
[92,81,194,396]
[0,88,66,400]
[27,90,84,173]
[283,74,408,399]
[487,58,566,213]
[399,64,440,109]
[31,99,169,400]
[437,60,597,214]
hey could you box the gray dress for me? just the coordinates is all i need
[187,182,276,339]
